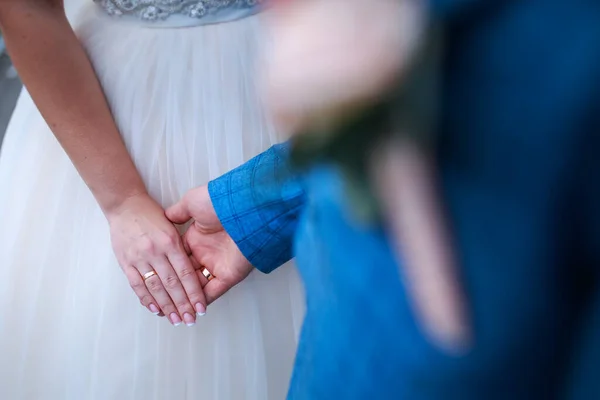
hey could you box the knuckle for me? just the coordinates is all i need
[130,280,146,292]
[164,274,180,289]
[158,301,175,312]
[186,292,203,303]
[178,267,196,279]
[140,295,154,306]
[146,277,163,291]
[138,238,156,255]
[159,232,179,248]
[176,301,191,311]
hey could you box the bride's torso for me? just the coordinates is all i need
[93,0,262,28]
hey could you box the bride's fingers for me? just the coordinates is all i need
[167,249,208,317]
[136,262,182,326]
[151,256,198,326]
[182,233,192,255]
[123,265,161,315]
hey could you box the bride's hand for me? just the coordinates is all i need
[106,193,207,326]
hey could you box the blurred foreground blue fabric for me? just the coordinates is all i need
[210,0,600,398]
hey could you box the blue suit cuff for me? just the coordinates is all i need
[208,144,305,274]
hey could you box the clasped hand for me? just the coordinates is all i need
[107,188,252,326]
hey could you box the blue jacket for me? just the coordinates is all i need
[209,1,600,398]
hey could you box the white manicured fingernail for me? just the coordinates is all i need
[183,313,196,327]
[170,313,182,326]
[195,303,206,316]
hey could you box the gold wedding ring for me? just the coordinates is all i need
[201,268,215,282]
[142,270,158,281]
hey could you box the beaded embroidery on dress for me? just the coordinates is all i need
[95,0,262,21]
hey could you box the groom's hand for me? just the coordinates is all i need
[166,186,254,306]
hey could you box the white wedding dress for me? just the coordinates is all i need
[0,1,304,399]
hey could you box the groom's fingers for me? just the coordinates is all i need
[190,259,230,304]
[202,278,232,305]
[181,233,192,256]
[165,197,192,224]
[189,253,204,272]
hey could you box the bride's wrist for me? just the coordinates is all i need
[101,189,151,221]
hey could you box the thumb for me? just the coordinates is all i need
[166,196,192,224]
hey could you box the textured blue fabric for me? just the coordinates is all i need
[209,0,600,398]
[208,143,305,273]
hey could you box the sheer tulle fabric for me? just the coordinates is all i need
[0,5,304,399]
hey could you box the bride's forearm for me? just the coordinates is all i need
[0,1,147,216]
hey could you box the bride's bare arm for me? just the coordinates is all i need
[0,0,207,325]
[0,1,142,213]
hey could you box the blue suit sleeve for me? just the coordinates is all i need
[208,143,306,273]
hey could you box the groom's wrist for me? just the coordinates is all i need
[208,178,275,273]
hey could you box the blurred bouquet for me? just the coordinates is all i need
[264,0,441,222]
[264,0,470,352]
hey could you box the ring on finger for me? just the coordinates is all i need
[201,267,215,282]
[142,270,158,282]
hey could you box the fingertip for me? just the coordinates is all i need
[204,280,228,306]
[149,303,160,315]
[164,202,177,217]
[166,201,190,224]
[183,313,196,327]
[164,206,175,220]
[195,302,206,316]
